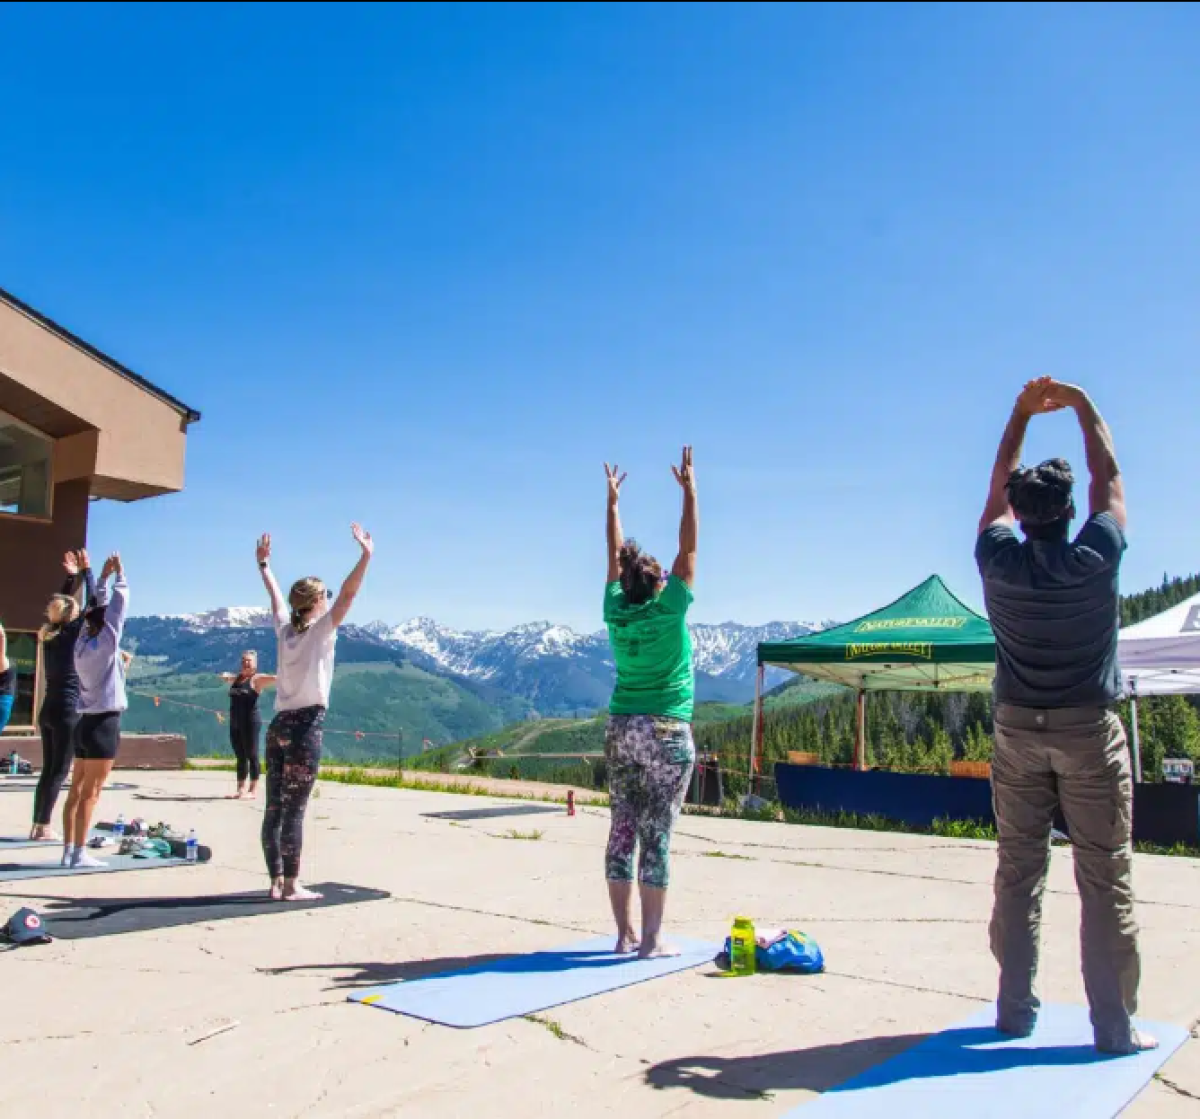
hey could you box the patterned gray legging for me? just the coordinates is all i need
[261,705,324,880]
[605,715,695,889]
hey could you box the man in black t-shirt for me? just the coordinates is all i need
[976,378,1153,1056]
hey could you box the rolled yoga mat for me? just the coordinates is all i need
[349,935,718,1028]
[782,1003,1190,1119]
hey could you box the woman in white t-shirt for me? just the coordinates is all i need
[255,524,373,901]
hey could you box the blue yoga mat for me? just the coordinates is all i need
[785,1003,1190,1119]
[349,935,717,1028]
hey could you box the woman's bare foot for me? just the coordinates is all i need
[282,883,323,902]
[30,826,58,842]
[615,932,640,954]
[268,877,284,900]
[637,938,682,960]
[1099,1030,1160,1056]
[245,785,258,800]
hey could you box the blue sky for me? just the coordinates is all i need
[3,2,1198,631]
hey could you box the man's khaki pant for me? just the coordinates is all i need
[990,704,1141,1052]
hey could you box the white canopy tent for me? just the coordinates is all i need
[1118,591,1200,781]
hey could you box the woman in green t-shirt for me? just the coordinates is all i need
[601,447,697,959]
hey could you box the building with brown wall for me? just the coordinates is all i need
[0,285,200,732]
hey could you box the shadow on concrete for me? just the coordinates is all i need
[259,954,517,989]
[645,1029,1117,1100]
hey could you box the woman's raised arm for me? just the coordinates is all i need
[329,524,374,629]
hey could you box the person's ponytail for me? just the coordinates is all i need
[40,594,79,643]
[287,577,327,634]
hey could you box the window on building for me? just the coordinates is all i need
[0,412,53,519]
[2,630,38,732]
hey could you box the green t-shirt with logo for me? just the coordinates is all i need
[604,575,695,723]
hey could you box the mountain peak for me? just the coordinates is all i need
[169,606,272,630]
[135,605,826,706]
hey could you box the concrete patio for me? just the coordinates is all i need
[0,770,1196,1117]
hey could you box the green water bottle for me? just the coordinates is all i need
[729,916,756,976]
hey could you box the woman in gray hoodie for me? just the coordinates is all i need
[62,553,129,869]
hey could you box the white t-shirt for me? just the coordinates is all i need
[273,612,338,713]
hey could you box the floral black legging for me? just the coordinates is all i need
[261,705,324,880]
[605,714,695,889]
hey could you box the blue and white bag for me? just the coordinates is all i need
[719,929,825,973]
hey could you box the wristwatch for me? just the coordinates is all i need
[258,560,268,569]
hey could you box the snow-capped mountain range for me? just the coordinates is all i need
[166,607,827,688]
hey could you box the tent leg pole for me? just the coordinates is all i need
[1130,689,1143,784]
[855,689,867,772]
[749,665,765,796]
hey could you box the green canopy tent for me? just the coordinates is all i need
[752,575,996,774]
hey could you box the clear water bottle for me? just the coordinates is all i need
[8,753,17,776]
[186,829,198,863]
[113,813,126,842]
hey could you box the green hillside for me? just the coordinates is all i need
[763,675,846,708]
[410,717,606,785]
[126,662,533,762]
[409,684,841,789]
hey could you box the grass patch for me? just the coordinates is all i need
[522,1015,586,1045]
[316,766,610,806]
[1135,840,1200,858]
[702,850,753,861]
[930,817,996,841]
[182,759,1198,858]
[187,758,612,806]
[501,829,545,841]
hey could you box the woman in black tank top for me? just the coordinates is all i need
[218,651,275,799]
[31,550,96,840]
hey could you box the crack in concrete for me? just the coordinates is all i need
[675,829,984,857]
[821,967,986,1004]
[763,856,1200,911]
[1154,1074,1200,1103]
[383,893,597,936]
[4,1030,102,1045]
[273,999,338,1017]
[522,1014,591,1048]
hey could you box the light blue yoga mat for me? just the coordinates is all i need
[0,854,200,882]
[786,1003,1190,1119]
[349,935,717,1028]
[0,837,59,850]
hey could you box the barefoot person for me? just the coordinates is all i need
[977,378,1153,1055]
[62,553,129,869]
[601,448,697,959]
[218,652,276,799]
[31,551,96,841]
[256,525,373,901]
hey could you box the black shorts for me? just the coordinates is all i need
[75,712,122,761]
